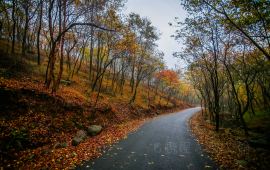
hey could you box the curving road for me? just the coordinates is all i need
[76,107,217,170]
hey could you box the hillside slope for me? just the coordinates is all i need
[0,50,190,169]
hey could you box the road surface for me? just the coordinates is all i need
[76,107,217,170]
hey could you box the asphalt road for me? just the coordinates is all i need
[76,107,217,170]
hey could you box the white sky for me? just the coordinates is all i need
[123,0,187,69]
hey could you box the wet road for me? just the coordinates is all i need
[76,107,217,170]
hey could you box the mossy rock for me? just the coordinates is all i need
[76,130,87,139]
[87,125,102,136]
[72,137,83,146]
[71,130,87,146]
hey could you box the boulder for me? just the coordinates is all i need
[72,137,83,146]
[71,130,87,146]
[76,130,87,139]
[87,125,102,136]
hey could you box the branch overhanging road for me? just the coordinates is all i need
[77,107,217,170]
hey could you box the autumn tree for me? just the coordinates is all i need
[175,0,270,134]
[155,69,180,106]
[182,0,270,60]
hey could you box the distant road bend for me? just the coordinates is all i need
[77,107,217,170]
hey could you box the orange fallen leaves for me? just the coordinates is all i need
[189,112,269,170]
[0,77,189,169]
[3,119,145,169]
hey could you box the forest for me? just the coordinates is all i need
[0,0,194,169]
[0,0,194,104]
[174,0,270,169]
[174,0,270,134]
[0,0,269,169]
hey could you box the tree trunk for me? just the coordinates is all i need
[37,0,43,65]
[11,0,17,54]
[22,2,29,56]
[53,0,66,93]
[89,2,95,83]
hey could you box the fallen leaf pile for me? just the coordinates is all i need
[189,112,270,169]
[7,119,146,169]
[0,77,189,169]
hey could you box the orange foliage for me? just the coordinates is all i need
[155,69,180,87]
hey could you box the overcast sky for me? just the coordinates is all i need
[123,0,187,69]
